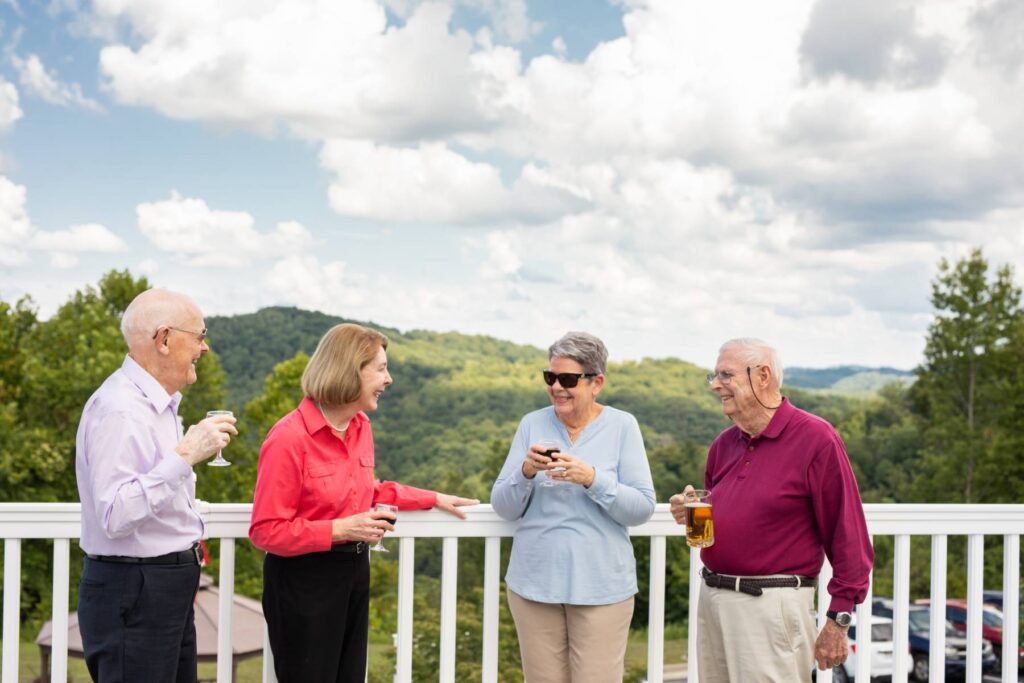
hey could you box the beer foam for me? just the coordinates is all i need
[684,502,711,508]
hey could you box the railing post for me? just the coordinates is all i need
[482,537,500,683]
[395,537,415,683]
[1002,533,1020,683]
[816,560,833,683]
[929,534,947,683]
[50,539,70,683]
[687,547,701,682]
[263,620,277,683]
[854,537,873,682]
[2,538,21,683]
[646,535,666,683]
[892,534,911,683]
[965,534,983,683]
[439,537,458,683]
[217,538,236,683]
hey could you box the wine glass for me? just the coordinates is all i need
[205,410,233,467]
[370,503,398,552]
[538,439,564,487]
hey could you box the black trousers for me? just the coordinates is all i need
[263,549,371,683]
[78,557,201,683]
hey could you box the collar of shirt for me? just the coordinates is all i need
[296,396,368,437]
[121,353,181,414]
[740,396,795,444]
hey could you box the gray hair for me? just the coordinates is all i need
[548,331,608,375]
[120,288,200,347]
[719,337,784,388]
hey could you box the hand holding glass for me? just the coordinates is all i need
[684,489,714,548]
[370,503,398,552]
[205,410,233,467]
[537,439,565,487]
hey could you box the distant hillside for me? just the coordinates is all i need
[786,365,915,395]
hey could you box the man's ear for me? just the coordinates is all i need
[154,329,171,356]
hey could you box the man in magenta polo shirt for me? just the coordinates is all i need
[670,338,873,682]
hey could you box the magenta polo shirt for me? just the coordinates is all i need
[701,398,874,612]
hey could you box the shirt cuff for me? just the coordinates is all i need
[828,598,856,613]
[313,519,334,552]
[512,465,536,487]
[584,469,614,499]
[153,448,194,488]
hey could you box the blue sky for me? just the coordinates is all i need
[2,0,1023,370]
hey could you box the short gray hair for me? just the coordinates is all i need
[719,337,784,388]
[120,288,200,346]
[548,331,608,375]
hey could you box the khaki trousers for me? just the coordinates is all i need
[696,580,817,683]
[507,589,634,683]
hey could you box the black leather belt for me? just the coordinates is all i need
[330,542,366,554]
[87,542,203,565]
[701,567,817,596]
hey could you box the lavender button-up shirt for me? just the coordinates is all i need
[76,354,204,557]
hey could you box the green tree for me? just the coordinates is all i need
[911,248,1022,502]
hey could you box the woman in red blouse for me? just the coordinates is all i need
[249,323,477,682]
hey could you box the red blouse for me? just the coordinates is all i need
[249,397,436,557]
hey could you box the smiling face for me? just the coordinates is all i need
[157,305,209,394]
[356,345,392,413]
[709,346,759,423]
[547,355,604,424]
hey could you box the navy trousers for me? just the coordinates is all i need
[78,557,201,683]
[263,549,371,683]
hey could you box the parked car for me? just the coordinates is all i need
[828,614,913,683]
[918,597,1024,671]
[982,589,1023,613]
[872,597,999,681]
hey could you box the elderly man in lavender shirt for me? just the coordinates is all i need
[670,338,873,683]
[75,288,237,683]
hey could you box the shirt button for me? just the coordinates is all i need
[748,445,755,451]
[745,461,751,466]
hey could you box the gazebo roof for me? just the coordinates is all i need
[36,574,265,660]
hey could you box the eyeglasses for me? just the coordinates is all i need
[542,370,599,388]
[707,365,765,386]
[153,326,208,343]
[706,370,736,386]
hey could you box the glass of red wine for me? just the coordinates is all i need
[538,439,564,487]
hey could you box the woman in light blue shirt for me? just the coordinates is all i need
[491,331,655,683]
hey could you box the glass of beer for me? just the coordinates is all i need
[684,489,714,548]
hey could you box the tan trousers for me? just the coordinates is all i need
[696,580,817,683]
[507,589,634,683]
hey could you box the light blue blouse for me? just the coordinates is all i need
[490,405,656,605]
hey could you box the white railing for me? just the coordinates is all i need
[2,503,1022,683]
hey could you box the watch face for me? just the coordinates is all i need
[836,612,852,627]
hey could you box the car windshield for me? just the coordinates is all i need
[908,609,960,636]
[982,608,1002,628]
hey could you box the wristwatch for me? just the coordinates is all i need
[826,610,853,629]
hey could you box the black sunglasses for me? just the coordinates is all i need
[542,370,599,388]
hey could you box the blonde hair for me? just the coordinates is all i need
[302,323,389,405]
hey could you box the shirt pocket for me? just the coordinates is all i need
[358,451,375,468]
[305,464,342,498]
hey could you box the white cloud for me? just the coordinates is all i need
[49,252,78,268]
[0,175,32,265]
[264,254,368,313]
[29,223,128,252]
[136,192,313,267]
[95,1,490,141]
[0,76,23,130]
[12,53,104,111]
[321,139,586,224]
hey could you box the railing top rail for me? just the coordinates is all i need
[2,502,1023,540]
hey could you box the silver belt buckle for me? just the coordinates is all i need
[192,543,203,565]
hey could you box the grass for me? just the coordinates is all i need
[8,629,682,681]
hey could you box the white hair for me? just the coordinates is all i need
[120,288,199,347]
[719,337,784,388]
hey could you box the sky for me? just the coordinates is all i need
[1,0,1023,371]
